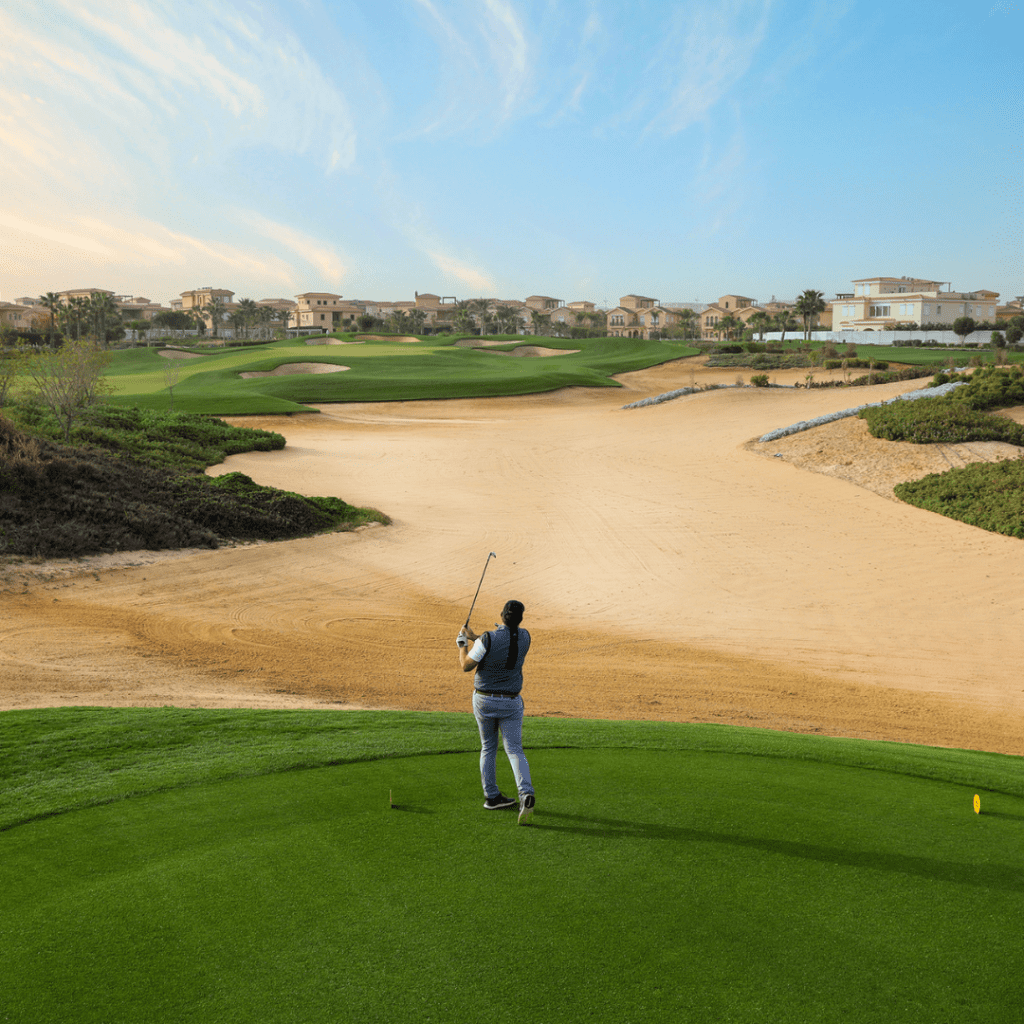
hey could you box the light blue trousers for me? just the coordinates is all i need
[472,692,534,799]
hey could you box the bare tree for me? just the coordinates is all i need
[24,338,111,441]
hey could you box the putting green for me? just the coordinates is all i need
[2,748,1020,1023]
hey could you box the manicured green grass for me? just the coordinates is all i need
[2,708,1022,1022]
[66,335,699,414]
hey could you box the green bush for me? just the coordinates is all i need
[706,353,812,369]
[895,458,1024,538]
[823,359,889,371]
[860,397,1024,445]
[750,374,770,387]
[0,411,387,557]
[947,365,1024,411]
[5,404,285,471]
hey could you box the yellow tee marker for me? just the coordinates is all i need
[973,793,981,814]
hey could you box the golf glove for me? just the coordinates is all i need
[456,631,468,648]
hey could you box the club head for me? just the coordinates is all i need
[489,551,496,559]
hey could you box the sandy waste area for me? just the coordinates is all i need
[3,357,1023,755]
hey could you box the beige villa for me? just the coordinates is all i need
[607,295,687,339]
[830,277,999,331]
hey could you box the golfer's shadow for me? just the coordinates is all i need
[535,811,1024,893]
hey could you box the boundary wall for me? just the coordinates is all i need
[760,330,985,347]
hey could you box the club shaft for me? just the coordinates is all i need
[464,553,495,628]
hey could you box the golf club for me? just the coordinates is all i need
[464,552,496,629]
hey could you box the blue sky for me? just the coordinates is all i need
[1,0,1021,308]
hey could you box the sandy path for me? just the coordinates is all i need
[2,359,1022,754]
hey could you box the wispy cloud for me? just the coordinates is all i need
[0,208,300,294]
[0,212,115,258]
[403,0,534,137]
[242,213,349,287]
[642,1,773,136]
[427,250,496,294]
[2,0,358,190]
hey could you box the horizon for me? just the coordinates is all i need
[2,1,1021,307]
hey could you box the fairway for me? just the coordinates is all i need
[91,334,700,413]
[2,711,1022,1023]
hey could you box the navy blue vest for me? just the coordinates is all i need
[474,625,531,693]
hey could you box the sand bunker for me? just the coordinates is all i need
[475,345,579,357]
[357,334,420,343]
[306,338,365,346]
[453,339,578,356]
[239,363,349,378]
[3,357,1024,756]
[159,348,205,360]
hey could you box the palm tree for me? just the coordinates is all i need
[272,306,292,335]
[407,308,427,335]
[67,295,88,341]
[494,304,522,335]
[530,310,551,337]
[718,314,742,344]
[188,308,207,337]
[468,299,491,334]
[256,305,275,340]
[672,308,698,341]
[88,292,120,347]
[748,311,771,343]
[203,297,228,340]
[386,309,410,334]
[794,289,826,341]
[39,292,63,348]
[452,303,475,334]
[236,298,260,340]
[773,309,797,345]
[587,310,608,335]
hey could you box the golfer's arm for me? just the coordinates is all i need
[459,648,480,673]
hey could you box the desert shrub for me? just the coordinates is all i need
[0,412,386,557]
[859,397,1024,445]
[847,366,934,387]
[946,366,1024,411]
[750,374,770,387]
[173,473,379,541]
[706,353,812,369]
[4,403,285,471]
[823,359,889,371]
[895,458,1024,539]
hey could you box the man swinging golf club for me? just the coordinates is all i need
[457,596,536,825]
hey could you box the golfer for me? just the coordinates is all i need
[457,599,536,825]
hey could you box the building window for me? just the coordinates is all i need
[869,305,890,318]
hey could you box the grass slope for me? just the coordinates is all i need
[1,708,1022,1023]
[0,408,387,556]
